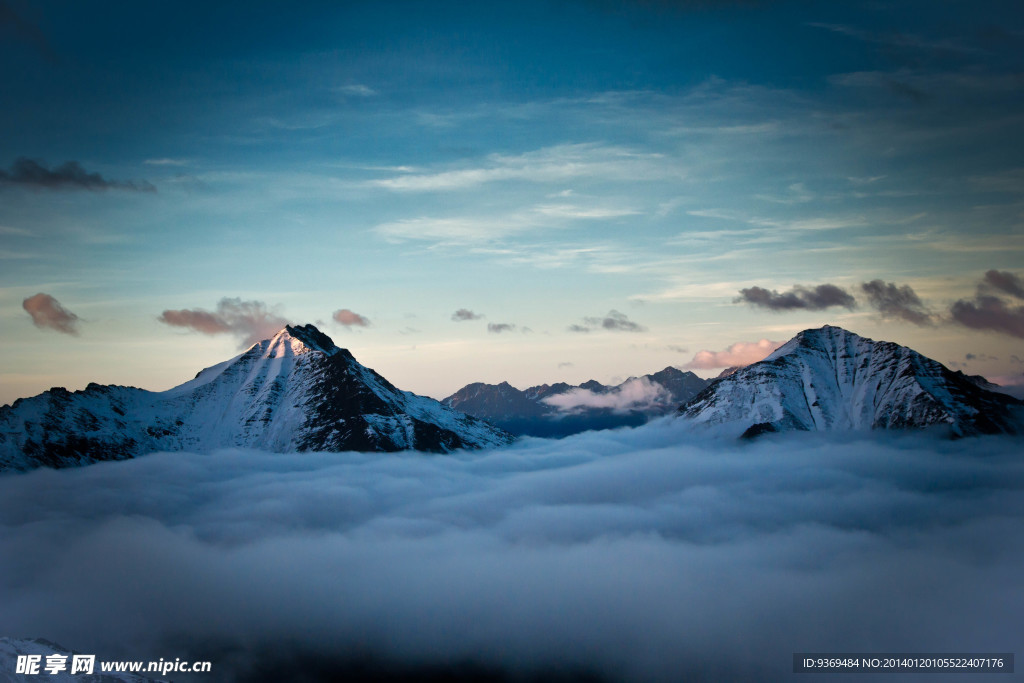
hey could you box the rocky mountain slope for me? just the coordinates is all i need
[679,325,1023,438]
[0,324,511,471]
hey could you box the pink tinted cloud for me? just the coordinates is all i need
[22,293,80,335]
[683,339,783,370]
[333,309,370,327]
[159,298,288,347]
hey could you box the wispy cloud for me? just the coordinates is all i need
[807,22,977,55]
[143,158,189,166]
[375,202,641,246]
[335,84,377,97]
[369,143,676,192]
[570,310,646,333]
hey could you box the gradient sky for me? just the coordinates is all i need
[1,0,1023,406]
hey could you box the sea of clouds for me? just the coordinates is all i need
[0,421,1022,682]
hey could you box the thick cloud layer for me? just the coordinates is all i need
[0,428,1021,682]
[541,377,671,413]
[22,293,80,335]
[159,298,289,347]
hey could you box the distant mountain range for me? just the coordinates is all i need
[1,324,1020,472]
[0,324,511,471]
[679,325,1023,438]
[443,367,709,437]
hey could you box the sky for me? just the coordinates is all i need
[0,428,1022,681]
[1,0,1023,405]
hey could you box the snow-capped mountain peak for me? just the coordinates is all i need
[260,323,341,358]
[0,324,511,471]
[680,325,1023,438]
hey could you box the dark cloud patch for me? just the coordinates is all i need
[451,309,483,322]
[735,284,856,311]
[159,298,289,347]
[949,270,1024,339]
[965,353,998,362]
[0,158,155,192]
[0,432,1020,682]
[861,280,933,326]
[333,309,371,328]
[572,310,646,333]
[487,323,516,334]
[950,295,1024,339]
[22,293,80,335]
[982,270,1024,300]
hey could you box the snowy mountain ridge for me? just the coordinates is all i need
[679,325,1023,438]
[0,324,511,471]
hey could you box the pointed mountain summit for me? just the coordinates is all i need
[679,325,1023,438]
[0,324,511,471]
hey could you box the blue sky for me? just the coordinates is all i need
[2,0,1023,404]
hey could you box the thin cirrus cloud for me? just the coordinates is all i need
[569,309,646,333]
[368,143,674,192]
[860,280,934,326]
[451,309,483,322]
[683,339,782,370]
[158,298,289,347]
[332,309,370,328]
[0,158,155,192]
[735,284,857,311]
[22,293,80,335]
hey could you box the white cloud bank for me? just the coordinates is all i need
[542,377,671,414]
[0,427,1021,682]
